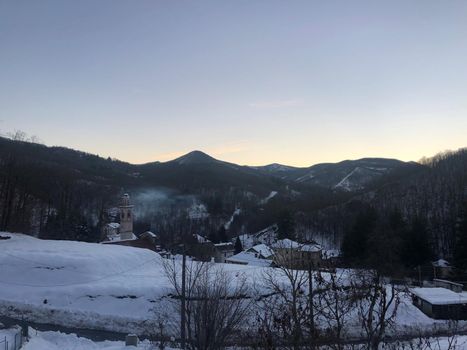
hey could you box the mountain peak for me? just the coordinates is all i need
[172,150,219,165]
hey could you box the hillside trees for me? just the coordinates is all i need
[453,195,467,274]
[234,237,242,254]
[341,206,377,266]
[401,218,433,269]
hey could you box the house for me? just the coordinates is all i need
[214,242,235,263]
[226,251,273,267]
[322,249,342,267]
[254,225,279,246]
[226,243,274,267]
[176,234,216,262]
[410,285,467,320]
[103,222,120,239]
[271,238,322,270]
[235,225,279,250]
[246,243,274,259]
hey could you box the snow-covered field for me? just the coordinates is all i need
[0,232,464,340]
[0,233,261,334]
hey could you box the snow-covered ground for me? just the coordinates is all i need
[22,330,152,350]
[224,208,241,230]
[0,232,465,341]
[259,190,278,204]
[0,233,261,334]
[0,326,21,350]
[21,329,467,350]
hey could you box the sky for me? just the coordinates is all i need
[0,0,466,166]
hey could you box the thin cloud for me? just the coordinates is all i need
[209,141,252,157]
[249,99,303,109]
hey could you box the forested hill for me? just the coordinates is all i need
[0,136,465,261]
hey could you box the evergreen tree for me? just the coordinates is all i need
[234,236,243,254]
[207,230,219,244]
[277,209,295,240]
[366,219,404,276]
[401,218,433,268]
[217,225,228,243]
[341,207,377,265]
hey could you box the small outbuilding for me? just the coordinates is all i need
[410,287,467,320]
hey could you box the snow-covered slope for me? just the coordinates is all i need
[0,233,261,334]
[0,233,167,332]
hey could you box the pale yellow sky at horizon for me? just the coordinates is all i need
[11,128,464,167]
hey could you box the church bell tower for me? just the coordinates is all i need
[119,193,134,240]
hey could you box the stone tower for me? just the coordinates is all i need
[119,193,134,240]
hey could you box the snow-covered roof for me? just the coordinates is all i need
[194,234,211,243]
[432,259,451,268]
[226,252,273,267]
[214,242,234,251]
[323,249,341,258]
[103,233,137,243]
[106,222,120,229]
[410,287,467,305]
[272,239,321,252]
[248,244,274,258]
[141,231,157,238]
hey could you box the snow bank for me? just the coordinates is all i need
[23,330,151,350]
[0,326,21,350]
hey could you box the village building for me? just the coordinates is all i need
[172,235,235,263]
[410,280,467,320]
[214,242,235,263]
[175,234,214,261]
[235,224,279,249]
[103,222,120,239]
[226,243,274,267]
[271,238,322,270]
[101,194,160,252]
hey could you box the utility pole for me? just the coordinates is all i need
[418,265,422,287]
[181,244,186,350]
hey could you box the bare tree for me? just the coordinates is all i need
[163,258,251,350]
[352,270,401,350]
[7,129,27,141]
[258,253,310,349]
[397,321,462,350]
[314,270,355,350]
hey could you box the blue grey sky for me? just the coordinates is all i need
[1,0,466,166]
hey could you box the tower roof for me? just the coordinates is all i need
[120,193,132,207]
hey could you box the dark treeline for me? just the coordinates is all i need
[336,149,467,274]
[0,136,126,240]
